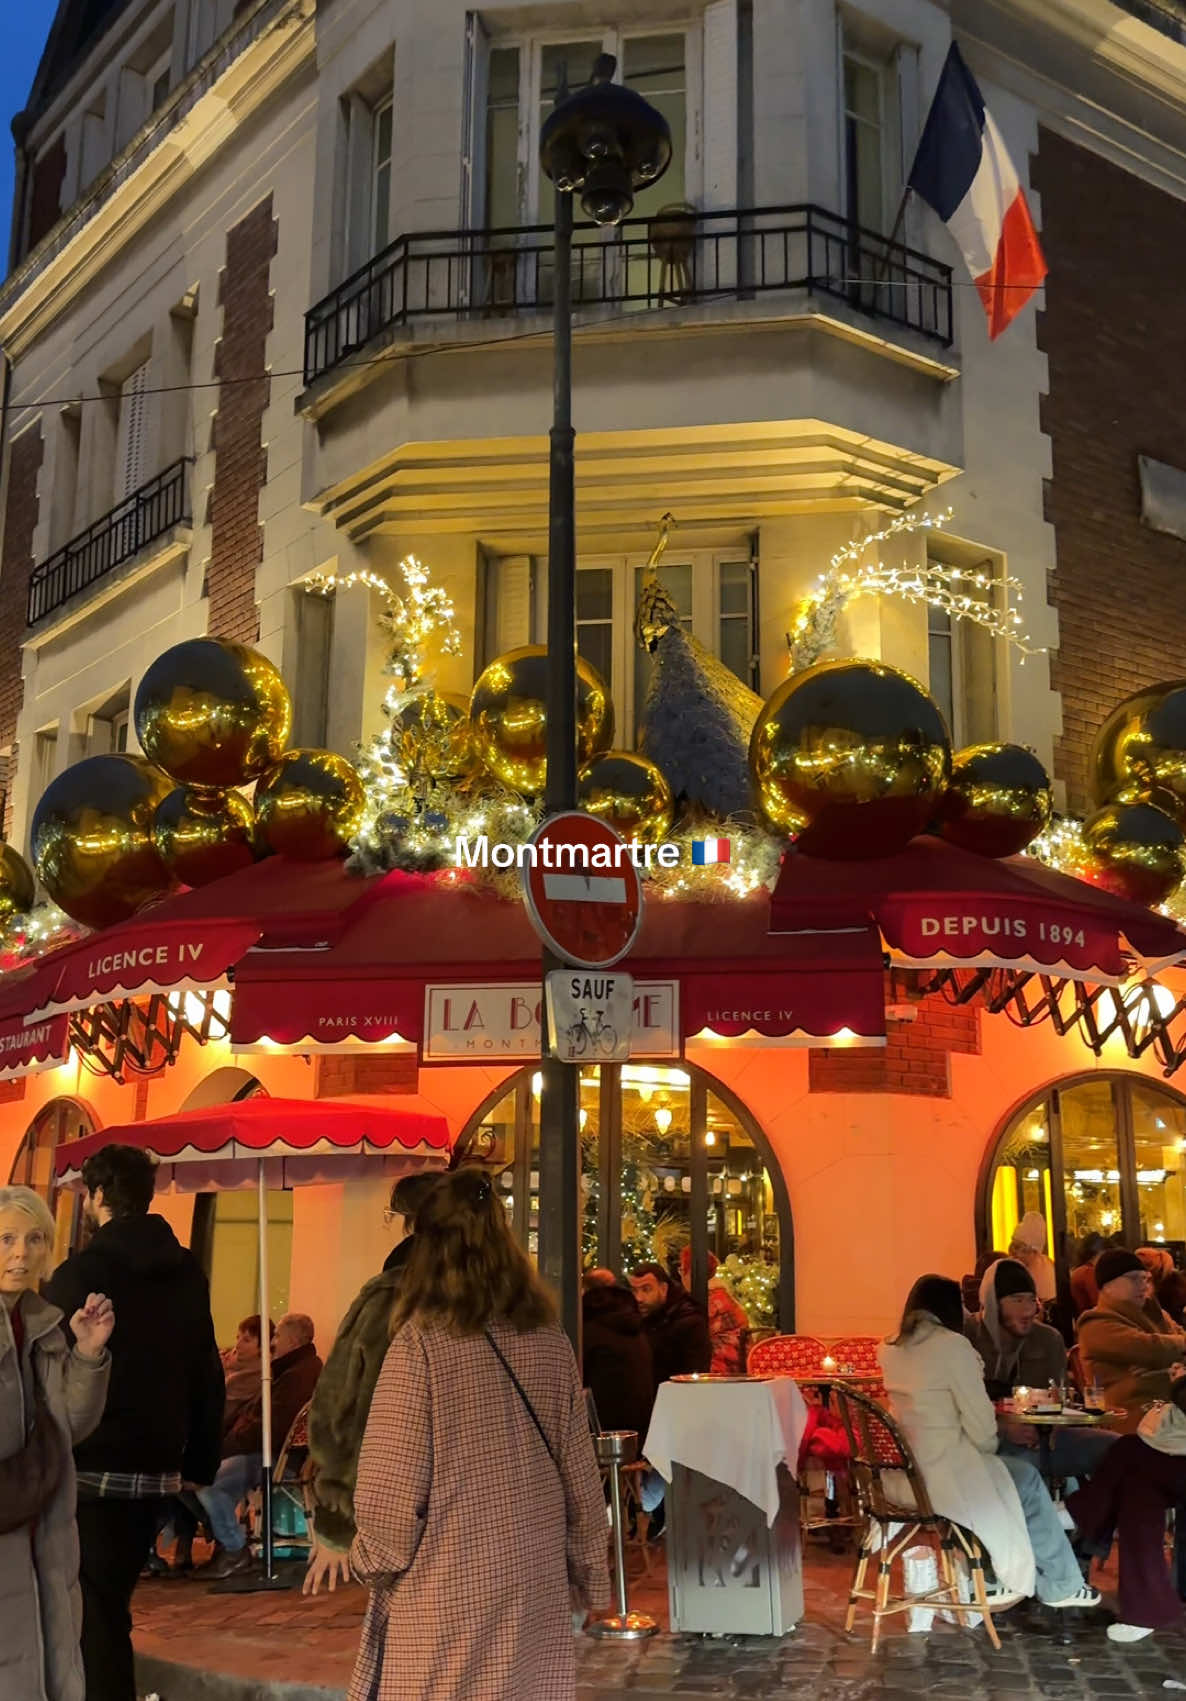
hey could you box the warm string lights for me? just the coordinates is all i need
[1028,816,1186,925]
[787,508,1045,675]
[306,556,463,695]
[0,903,80,974]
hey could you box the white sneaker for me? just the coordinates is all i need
[1046,1584,1101,1609]
[982,1583,1024,1608]
[1107,1623,1155,1643]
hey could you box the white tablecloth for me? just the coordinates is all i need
[644,1378,809,1526]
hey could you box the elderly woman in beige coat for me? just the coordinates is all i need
[0,1186,113,1701]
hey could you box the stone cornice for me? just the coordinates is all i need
[0,0,314,360]
[981,0,1186,107]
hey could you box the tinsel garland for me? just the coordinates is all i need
[0,903,82,974]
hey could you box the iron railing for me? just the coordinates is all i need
[303,203,954,386]
[27,458,191,626]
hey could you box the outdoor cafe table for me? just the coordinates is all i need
[644,1375,808,1635]
[1001,1405,1119,1483]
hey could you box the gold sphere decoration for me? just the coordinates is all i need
[152,787,258,888]
[134,637,292,790]
[578,750,674,843]
[1081,801,1186,908]
[469,645,613,795]
[937,743,1053,859]
[31,754,175,929]
[0,845,35,922]
[1091,681,1186,826]
[749,658,951,859]
[255,749,366,861]
[391,690,478,786]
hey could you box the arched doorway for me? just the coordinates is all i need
[8,1097,98,1258]
[455,1061,793,1330]
[979,1072,1186,1268]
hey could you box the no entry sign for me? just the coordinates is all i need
[522,812,643,969]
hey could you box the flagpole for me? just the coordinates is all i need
[873,185,913,293]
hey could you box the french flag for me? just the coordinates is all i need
[908,43,1046,340]
[692,838,731,866]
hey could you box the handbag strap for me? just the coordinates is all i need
[483,1328,557,1468]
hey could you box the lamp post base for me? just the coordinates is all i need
[588,1610,659,1641]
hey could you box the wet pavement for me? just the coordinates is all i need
[131,1538,1186,1699]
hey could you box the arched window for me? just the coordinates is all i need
[979,1072,1186,1268]
[8,1098,99,1257]
[455,1061,793,1331]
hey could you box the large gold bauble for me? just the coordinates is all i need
[255,749,366,861]
[391,690,478,786]
[937,743,1053,859]
[1091,682,1186,825]
[749,658,951,859]
[0,845,35,922]
[1081,801,1186,908]
[469,645,613,795]
[578,750,674,843]
[152,787,258,888]
[134,638,292,789]
[31,754,174,929]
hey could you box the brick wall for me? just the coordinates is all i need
[317,1054,419,1096]
[208,197,277,644]
[1034,129,1186,813]
[0,426,44,835]
[808,990,980,1098]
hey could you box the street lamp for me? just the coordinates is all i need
[537,57,671,1348]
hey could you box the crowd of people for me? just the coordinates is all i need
[6,1143,1186,1699]
[882,1231,1186,1647]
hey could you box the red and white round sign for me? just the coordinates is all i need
[522,812,643,969]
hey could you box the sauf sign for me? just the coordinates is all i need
[545,970,633,1062]
[423,981,679,1061]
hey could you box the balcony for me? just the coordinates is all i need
[302,204,954,389]
[27,459,191,627]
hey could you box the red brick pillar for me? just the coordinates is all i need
[208,197,278,644]
[0,424,44,835]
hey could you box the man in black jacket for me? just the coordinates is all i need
[628,1262,712,1385]
[46,1144,224,1701]
[581,1269,654,1438]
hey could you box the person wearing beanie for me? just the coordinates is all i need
[1078,1248,1186,1433]
[1008,1212,1057,1304]
[966,1259,1115,1482]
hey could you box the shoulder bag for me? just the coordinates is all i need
[1137,1399,1186,1457]
[483,1328,558,1469]
[0,1394,66,1534]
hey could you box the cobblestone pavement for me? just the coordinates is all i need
[133,1546,1186,1700]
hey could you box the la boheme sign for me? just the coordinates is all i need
[423,981,680,1061]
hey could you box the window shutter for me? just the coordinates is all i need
[701,0,738,211]
[116,364,149,499]
[461,12,490,226]
[490,556,535,652]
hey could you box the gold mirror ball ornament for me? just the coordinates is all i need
[469,645,613,795]
[254,749,366,861]
[1080,800,1186,908]
[577,750,674,843]
[152,787,258,888]
[31,753,175,929]
[1091,681,1186,827]
[134,637,292,790]
[0,845,36,922]
[391,690,478,787]
[936,743,1053,859]
[749,657,951,859]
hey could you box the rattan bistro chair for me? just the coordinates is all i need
[820,1382,1010,1652]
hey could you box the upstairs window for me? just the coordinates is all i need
[924,544,1000,747]
[115,363,149,500]
[839,13,905,235]
[370,95,393,255]
[337,53,396,276]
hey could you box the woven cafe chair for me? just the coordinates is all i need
[270,1400,315,1555]
[819,1382,1010,1652]
[826,1335,887,1400]
[746,1333,826,1377]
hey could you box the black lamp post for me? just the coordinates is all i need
[536,58,671,1349]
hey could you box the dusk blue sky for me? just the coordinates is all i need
[0,9,53,268]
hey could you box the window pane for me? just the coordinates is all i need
[623,35,686,217]
[1130,1084,1186,1246]
[706,1088,780,1332]
[1061,1080,1123,1244]
[844,55,881,126]
[376,101,393,164]
[578,622,614,690]
[619,1063,692,1273]
[719,560,750,616]
[718,618,751,684]
[537,42,604,230]
[928,612,954,735]
[486,48,519,229]
[577,567,614,622]
[989,1100,1052,1253]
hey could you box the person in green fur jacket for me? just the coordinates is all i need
[303,1168,442,1594]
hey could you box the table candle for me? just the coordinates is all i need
[821,1354,837,1373]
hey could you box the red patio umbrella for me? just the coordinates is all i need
[54,1095,450,1585]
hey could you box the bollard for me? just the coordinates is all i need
[589,1430,658,1641]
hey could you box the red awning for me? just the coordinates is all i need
[770,835,1186,984]
[230,872,887,1051]
[26,858,384,1019]
[0,1011,70,1079]
[54,1094,451,1192]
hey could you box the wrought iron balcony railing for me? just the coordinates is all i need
[303,203,954,387]
[27,458,192,626]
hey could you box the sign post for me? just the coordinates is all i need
[524,812,644,1346]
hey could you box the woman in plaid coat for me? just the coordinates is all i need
[349,1168,609,1701]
